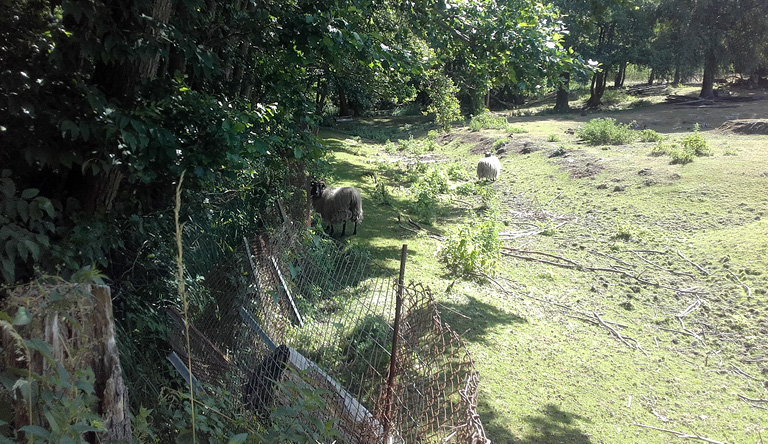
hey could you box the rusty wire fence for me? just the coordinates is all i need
[166,211,489,443]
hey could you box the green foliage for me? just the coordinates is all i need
[650,141,675,156]
[577,118,635,145]
[547,134,561,142]
[669,146,695,165]
[637,129,664,142]
[446,163,470,181]
[493,138,510,149]
[425,71,464,131]
[0,302,106,443]
[469,112,509,131]
[339,314,391,399]
[411,166,451,223]
[439,208,502,277]
[681,125,711,156]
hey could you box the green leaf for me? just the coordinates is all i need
[12,307,32,326]
[21,188,39,199]
[0,178,16,198]
[35,197,55,218]
[228,433,249,443]
[61,119,79,139]
[20,425,50,439]
[24,240,40,260]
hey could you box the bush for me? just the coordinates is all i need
[637,129,664,142]
[577,118,635,145]
[439,210,502,276]
[493,137,510,149]
[669,146,695,164]
[411,166,450,222]
[649,141,674,156]
[469,111,509,131]
[681,124,711,156]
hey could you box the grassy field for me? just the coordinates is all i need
[318,84,768,444]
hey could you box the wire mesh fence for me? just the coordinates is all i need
[167,209,489,443]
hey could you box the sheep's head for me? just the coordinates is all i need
[310,181,326,198]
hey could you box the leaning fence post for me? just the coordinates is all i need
[383,244,407,443]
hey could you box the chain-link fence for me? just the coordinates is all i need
[167,209,489,443]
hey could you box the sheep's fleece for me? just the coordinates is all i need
[310,181,363,235]
[477,153,501,180]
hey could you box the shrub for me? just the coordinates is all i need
[681,124,711,156]
[577,118,635,145]
[547,134,560,142]
[669,146,695,164]
[637,129,664,142]
[439,210,502,276]
[411,166,450,222]
[493,137,510,149]
[446,163,470,180]
[650,141,674,156]
[469,111,509,131]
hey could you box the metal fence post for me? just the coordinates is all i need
[382,244,407,443]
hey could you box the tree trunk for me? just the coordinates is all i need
[647,68,655,85]
[614,62,626,88]
[1,284,132,443]
[585,69,608,109]
[673,65,681,85]
[337,85,350,116]
[700,49,717,99]
[553,72,570,113]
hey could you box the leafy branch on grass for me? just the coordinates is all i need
[632,423,732,444]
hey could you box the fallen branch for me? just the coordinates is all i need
[480,273,627,328]
[594,312,647,355]
[737,394,768,410]
[632,423,731,444]
[730,363,760,381]
[724,268,753,298]
[676,250,710,276]
[633,251,694,278]
[501,247,703,295]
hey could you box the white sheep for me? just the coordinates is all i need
[310,181,364,236]
[477,152,501,181]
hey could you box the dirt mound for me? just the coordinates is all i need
[718,119,768,134]
[556,150,604,179]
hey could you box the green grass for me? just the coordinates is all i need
[319,89,768,444]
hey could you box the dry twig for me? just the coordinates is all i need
[676,250,710,276]
[632,423,731,444]
[724,268,753,298]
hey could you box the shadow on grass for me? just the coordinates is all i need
[480,400,594,444]
[438,295,526,345]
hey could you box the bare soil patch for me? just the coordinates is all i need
[554,149,604,179]
[717,119,768,135]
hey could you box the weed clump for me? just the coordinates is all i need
[577,118,636,145]
[637,129,664,142]
[469,111,509,131]
[439,209,502,276]
[681,124,711,156]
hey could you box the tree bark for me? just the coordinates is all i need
[337,85,350,116]
[553,72,570,113]
[647,68,655,85]
[700,48,717,99]
[614,62,626,88]
[585,69,608,109]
